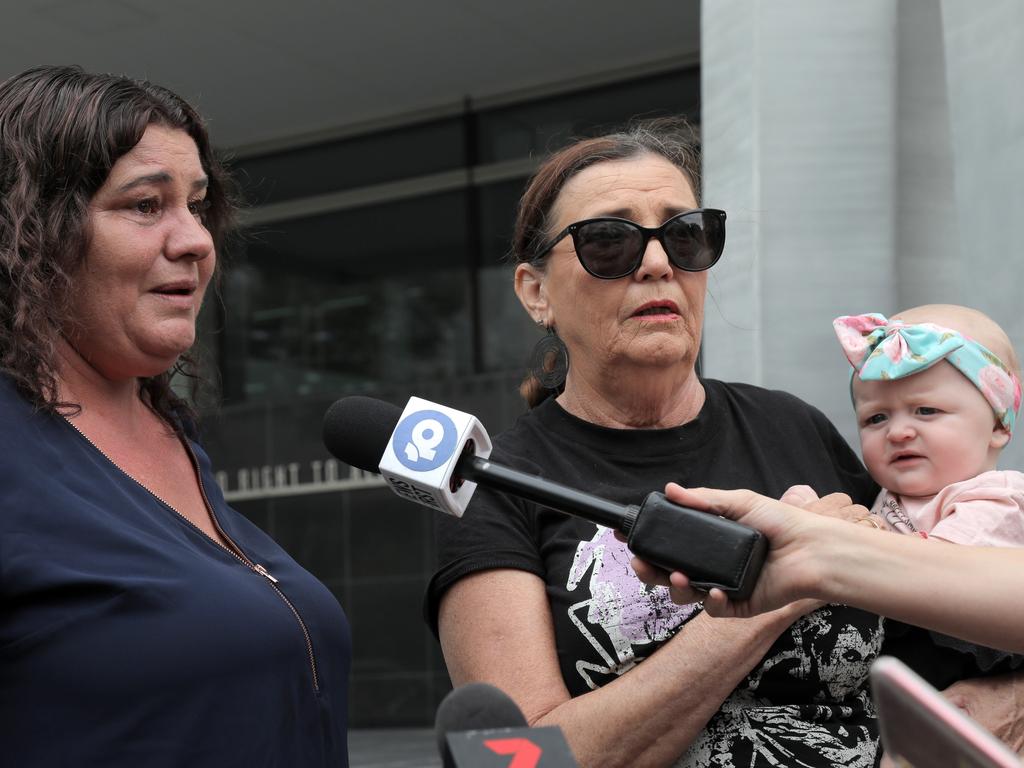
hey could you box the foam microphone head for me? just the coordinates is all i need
[323,395,492,517]
[321,395,402,473]
[434,683,527,767]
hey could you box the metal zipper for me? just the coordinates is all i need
[63,417,321,692]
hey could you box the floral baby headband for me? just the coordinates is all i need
[833,312,1023,435]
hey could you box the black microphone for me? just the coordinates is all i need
[323,395,766,599]
[434,683,577,767]
[434,683,526,767]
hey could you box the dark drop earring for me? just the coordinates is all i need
[528,325,569,391]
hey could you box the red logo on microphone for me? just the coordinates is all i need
[483,737,542,768]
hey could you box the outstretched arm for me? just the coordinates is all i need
[632,483,1024,654]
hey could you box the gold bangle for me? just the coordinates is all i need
[855,516,884,530]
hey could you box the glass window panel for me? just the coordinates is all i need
[232,117,465,206]
[478,265,539,374]
[222,191,472,402]
[477,68,700,164]
[476,178,523,268]
[476,179,539,373]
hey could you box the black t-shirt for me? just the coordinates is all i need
[427,379,884,767]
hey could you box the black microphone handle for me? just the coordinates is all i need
[457,453,633,530]
[457,452,766,600]
[628,492,767,600]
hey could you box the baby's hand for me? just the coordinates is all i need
[780,485,819,506]
[782,485,868,523]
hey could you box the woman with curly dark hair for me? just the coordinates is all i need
[0,66,351,766]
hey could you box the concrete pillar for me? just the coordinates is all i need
[701,0,900,452]
[701,0,1024,468]
[940,0,1024,467]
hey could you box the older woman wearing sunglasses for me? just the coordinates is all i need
[426,118,883,767]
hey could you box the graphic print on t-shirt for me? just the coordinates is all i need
[566,527,884,767]
[566,525,701,689]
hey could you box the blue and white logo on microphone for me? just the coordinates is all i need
[391,410,458,472]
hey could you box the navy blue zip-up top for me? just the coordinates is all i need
[0,376,351,766]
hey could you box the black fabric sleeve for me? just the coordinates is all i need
[929,633,1024,673]
[424,484,543,638]
[883,621,1024,690]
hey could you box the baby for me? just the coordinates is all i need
[833,304,1024,545]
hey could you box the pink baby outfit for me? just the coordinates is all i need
[871,470,1024,546]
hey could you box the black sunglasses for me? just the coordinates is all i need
[537,208,727,280]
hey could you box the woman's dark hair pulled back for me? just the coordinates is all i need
[513,116,702,407]
[0,65,236,427]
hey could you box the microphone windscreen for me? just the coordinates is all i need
[322,395,402,473]
[434,682,527,764]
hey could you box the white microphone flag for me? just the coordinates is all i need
[378,396,492,517]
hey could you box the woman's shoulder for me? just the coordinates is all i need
[0,374,34,421]
[489,398,565,459]
[704,378,832,423]
[0,375,62,462]
[703,379,866,483]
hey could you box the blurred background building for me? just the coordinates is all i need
[3,0,1021,730]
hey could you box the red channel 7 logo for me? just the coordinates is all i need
[483,737,542,768]
[446,726,577,767]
